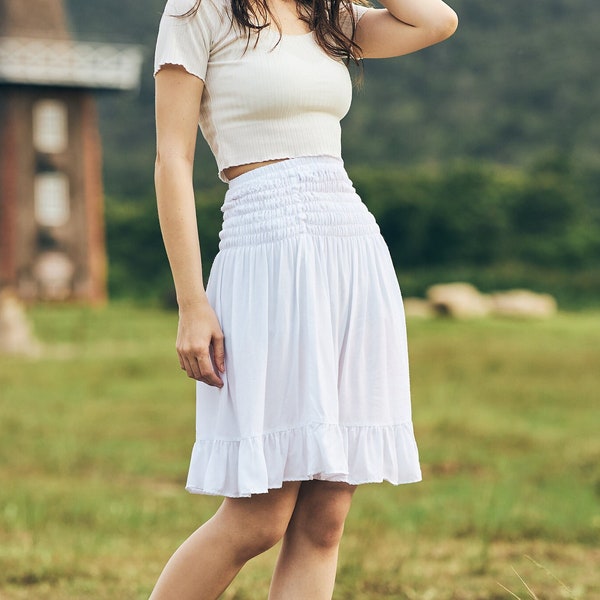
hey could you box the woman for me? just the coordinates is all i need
[151,0,457,596]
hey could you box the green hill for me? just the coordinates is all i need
[65,0,600,197]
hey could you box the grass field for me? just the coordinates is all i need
[0,304,598,599]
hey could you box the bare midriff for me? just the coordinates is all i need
[223,158,291,181]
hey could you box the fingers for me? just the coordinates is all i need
[175,305,226,387]
[212,333,226,374]
[178,342,224,388]
[196,348,223,387]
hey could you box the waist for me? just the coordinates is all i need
[222,158,290,182]
[218,156,380,249]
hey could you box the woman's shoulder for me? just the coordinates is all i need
[159,0,234,48]
[162,0,230,21]
[155,0,233,80]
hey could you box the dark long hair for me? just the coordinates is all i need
[181,0,368,65]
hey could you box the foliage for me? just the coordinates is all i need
[0,305,598,598]
[104,159,600,307]
[64,0,600,198]
[61,0,600,306]
[353,156,598,270]
[105,185,224,304]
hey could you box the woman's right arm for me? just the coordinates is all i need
[155,65,225,388]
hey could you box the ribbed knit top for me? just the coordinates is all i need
[154,0,370,182]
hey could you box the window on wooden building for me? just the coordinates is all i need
[33,100,68,154]
[34,172,70,227]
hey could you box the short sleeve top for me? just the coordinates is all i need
[155,0,371,181]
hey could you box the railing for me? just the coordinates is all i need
[0,37,144,90]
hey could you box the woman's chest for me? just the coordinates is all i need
[205,31,353,120]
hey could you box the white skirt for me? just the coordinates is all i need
[186,155,422,497]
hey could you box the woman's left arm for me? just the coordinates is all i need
[355,0,458,59]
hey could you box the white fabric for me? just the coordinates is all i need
[154,0,371,182]
[186,156,422,497]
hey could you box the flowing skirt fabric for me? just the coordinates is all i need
[186,155,422,497]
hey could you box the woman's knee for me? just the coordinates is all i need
[233,514,292,560]
[217,483,300,561]
[291,481,356,550]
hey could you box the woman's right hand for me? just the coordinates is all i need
[176,300,225,388]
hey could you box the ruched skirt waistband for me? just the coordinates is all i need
[218,155,380,249]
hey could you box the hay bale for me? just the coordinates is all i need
[490,289,558,319]
[403,297,435,318]
[426,282,492,319]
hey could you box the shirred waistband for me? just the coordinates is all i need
[218,155,380,249]
[226,155,345,193]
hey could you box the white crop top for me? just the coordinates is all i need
[154,0,370,181]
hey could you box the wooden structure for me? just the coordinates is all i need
[0,0,142,302]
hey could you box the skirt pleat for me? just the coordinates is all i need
[186,155,422,497]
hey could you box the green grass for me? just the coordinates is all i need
[1,304,598,599]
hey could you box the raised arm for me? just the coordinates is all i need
[355,0,458,59]
[155,65,225,387]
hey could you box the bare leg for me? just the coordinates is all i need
[268,480,356,600]
[149,482,301,600]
